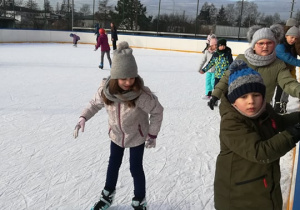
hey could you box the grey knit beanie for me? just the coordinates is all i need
[247,24,284,48]
[286,18,297,27]
[110,41,138,79]
[286,26,300,37]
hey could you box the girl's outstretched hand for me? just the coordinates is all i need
[145,136,156,148]
[73,117,86,139]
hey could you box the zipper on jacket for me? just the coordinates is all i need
[138,124,144,137]
[235,174,266,186]
[118,103,125,147]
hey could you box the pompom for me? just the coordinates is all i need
[270,24,284,43]
[229,60,248,73]
[117,41,130,50]
[247,25,262,43]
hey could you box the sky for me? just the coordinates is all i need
[33,0,298,21]
[0,42,297,209]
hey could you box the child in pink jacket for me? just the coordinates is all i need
[95,28,112,69]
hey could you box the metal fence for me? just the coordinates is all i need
[0,0,299,39]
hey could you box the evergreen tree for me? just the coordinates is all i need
[217,5,229,25]
[110,0,151,30]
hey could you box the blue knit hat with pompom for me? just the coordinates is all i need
[228,60,266,103]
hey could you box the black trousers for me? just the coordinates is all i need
[104,141,146,199]
[112,41,117,50]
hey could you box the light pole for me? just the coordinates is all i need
[290,0,295,18]
[157,0,161,34]
[71,0,74,31]
[93,0,95,27]
[195,0,199,37]
[237,0,244,40]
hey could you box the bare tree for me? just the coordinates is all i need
[25,0,39,10]
[80,3,91,16]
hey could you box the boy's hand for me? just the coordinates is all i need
[286,123,300,143]
[199,70,205,74]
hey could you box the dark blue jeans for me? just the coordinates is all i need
[104,141,146,199]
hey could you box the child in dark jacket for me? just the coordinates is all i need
[201,38,233,87]
[110,22,118,50]
[200,38,233,106]
[95,28,112,69]
[70,33,80,47]
[215,59,300,210]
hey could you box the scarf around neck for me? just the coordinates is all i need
[244,47,277,67]
[232,99,267,119]
[103,76,143,103]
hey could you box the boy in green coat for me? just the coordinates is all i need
[215,59,300,210]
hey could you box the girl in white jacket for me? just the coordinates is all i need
[198,38,217,99]
[73,41,164,210]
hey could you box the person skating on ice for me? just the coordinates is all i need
[74,41,164,210]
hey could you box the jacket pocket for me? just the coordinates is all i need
[138,124,144,137]
[235,174,266,186]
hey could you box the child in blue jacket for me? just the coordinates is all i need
[201,39,233,87]
[200,39,233,106]
[274,26,300,114]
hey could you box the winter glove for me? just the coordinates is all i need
[145,134,157,148]
[207,96,218,110]
[73,117,86,139]
[286,123,300,143]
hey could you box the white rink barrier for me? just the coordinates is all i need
[0,29,250,56]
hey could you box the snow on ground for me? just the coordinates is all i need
[0,43,296,210]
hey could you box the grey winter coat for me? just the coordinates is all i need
[80,79,164,148]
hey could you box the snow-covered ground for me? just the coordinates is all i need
[0,43,296,210]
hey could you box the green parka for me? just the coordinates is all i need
[212,54,300,102]
[214,95,298,210]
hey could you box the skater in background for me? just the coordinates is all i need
[198,37,217,99]
[94,23,100,42]
[200,38,233,106]
[273,18,300,114]
[202,30,216,53]
[214,59,300,210]
[74,41,164,210]
[69,33,80,47]
[274,25,300,114]
[207,24,300,110]
[110,22,118,50]
[95,28,112,69]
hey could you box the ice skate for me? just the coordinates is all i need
[91,189,115,210]
[279,102,287,115]
[131,197,147,210]
[99,62,103,69]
